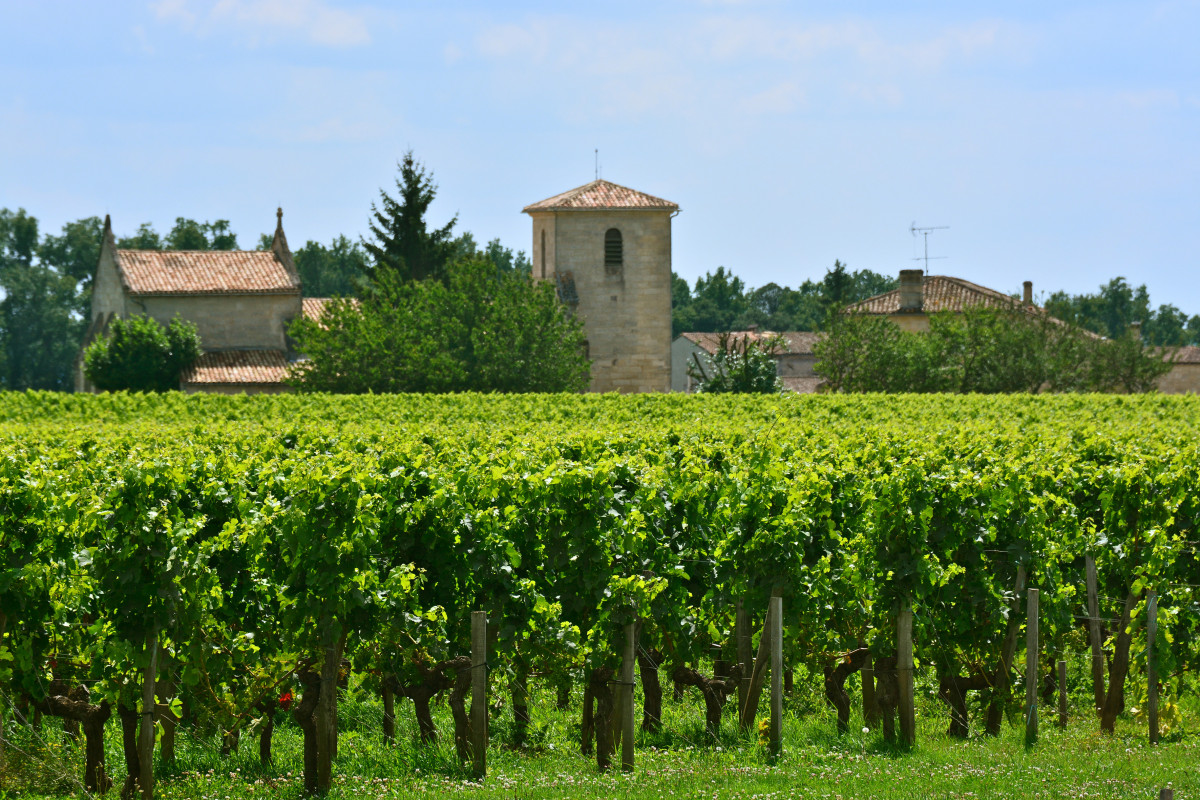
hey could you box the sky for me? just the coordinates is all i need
[2,1,1198,310]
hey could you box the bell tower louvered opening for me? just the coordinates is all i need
[604,228,623,275]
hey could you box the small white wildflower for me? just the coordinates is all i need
[862,727,870,734]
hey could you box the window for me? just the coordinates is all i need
[604,228,623,275]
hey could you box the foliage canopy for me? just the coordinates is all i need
[815,307,1173,393]
[288,258,589,393]
[83,314,202,392]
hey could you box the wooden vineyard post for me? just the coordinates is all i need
[471,611,488,780]
[861,654,878,726]
[897,600,915,747]
[1025,588,1039,745]
[1086,556,1105,713]
[769,595,783,760]
[621,622,637,773]
[736,599,752,714]
[138,626,159,800]
[1148,592,1159,745]
[1056,660,1068,729]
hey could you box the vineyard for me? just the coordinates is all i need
[2,391,1199,798]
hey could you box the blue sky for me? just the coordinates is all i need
[2,1,1197,310]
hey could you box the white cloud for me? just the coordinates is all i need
[149,0,371,47]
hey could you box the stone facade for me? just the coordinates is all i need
[76,211,314,393]
[525,180,677,394]
[1157,348,1200,394]
[134,294,298,352]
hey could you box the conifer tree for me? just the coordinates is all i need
[364,151,458,283]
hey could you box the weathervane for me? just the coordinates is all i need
[910,223,948,274]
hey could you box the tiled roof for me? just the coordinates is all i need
[116,250,298,296]
[182,350,289,385]
[303,297,334,320]
[680,331,823,355]
[523,179,678,212]
[1167,345,1200,364]
[844,275,1029,315]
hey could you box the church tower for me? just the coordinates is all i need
[523,179,678,393]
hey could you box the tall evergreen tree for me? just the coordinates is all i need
[364,151,458,283]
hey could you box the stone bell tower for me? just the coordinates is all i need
[523,179,678,393]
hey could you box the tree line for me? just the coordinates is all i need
[3,149,1197,392]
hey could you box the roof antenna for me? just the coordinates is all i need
[910,222,949,274]
[594,148,599,181]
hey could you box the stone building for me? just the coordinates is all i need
[846,270,1200,394]
[844,269,1042,332]
[672,330,825,393]
[76,210,330,393]
[1157,347,1200,393]
[523,179,677,393]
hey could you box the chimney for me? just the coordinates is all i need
[899,269,923,312]
[1023,281,1033,305]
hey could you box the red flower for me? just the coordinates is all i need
[278,690,293,710]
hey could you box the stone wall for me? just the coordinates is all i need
[137,293,301,352]
[777,353,817,378]
[533,209,673,393]
[1156,363,1200,394]
[91,247,127,319]
[887,312,930,333]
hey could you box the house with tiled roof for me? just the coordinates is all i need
[843,270,1049,332]
[672,330,826,393]
[844,270,1200,394]
[76,209,335,394]
[524,179,679,393]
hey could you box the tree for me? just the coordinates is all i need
[117,223,164,251]
[814,312,937,393]
[448,232,531,276]
[686,332,783,393]
[672,267,752,336]
[815,307,1173,394]
[1045,277,1200,346]
[672,262,898,337]
[83,315,201,392]
[164,218,238,251]
[364,151,458,283]
[257,234,370,297]
[287,258,589,393]
[0,209,86,391]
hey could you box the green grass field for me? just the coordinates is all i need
[6,666,1197,800]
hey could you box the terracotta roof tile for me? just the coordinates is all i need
[1165,345,1200,364]
[844,275,1031,315]
[523,179,678,212]
[116,250,298,296]
[182,350,289,385]
[680,330,822,355]
[302,297,333,320]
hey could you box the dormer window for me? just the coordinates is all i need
[604,228,623,276]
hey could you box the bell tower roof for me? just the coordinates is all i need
[523,179,678,213]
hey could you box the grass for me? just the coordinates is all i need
[4,671,1198,799]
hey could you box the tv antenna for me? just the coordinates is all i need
[594,149,600,180]
[910,222,948,274]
